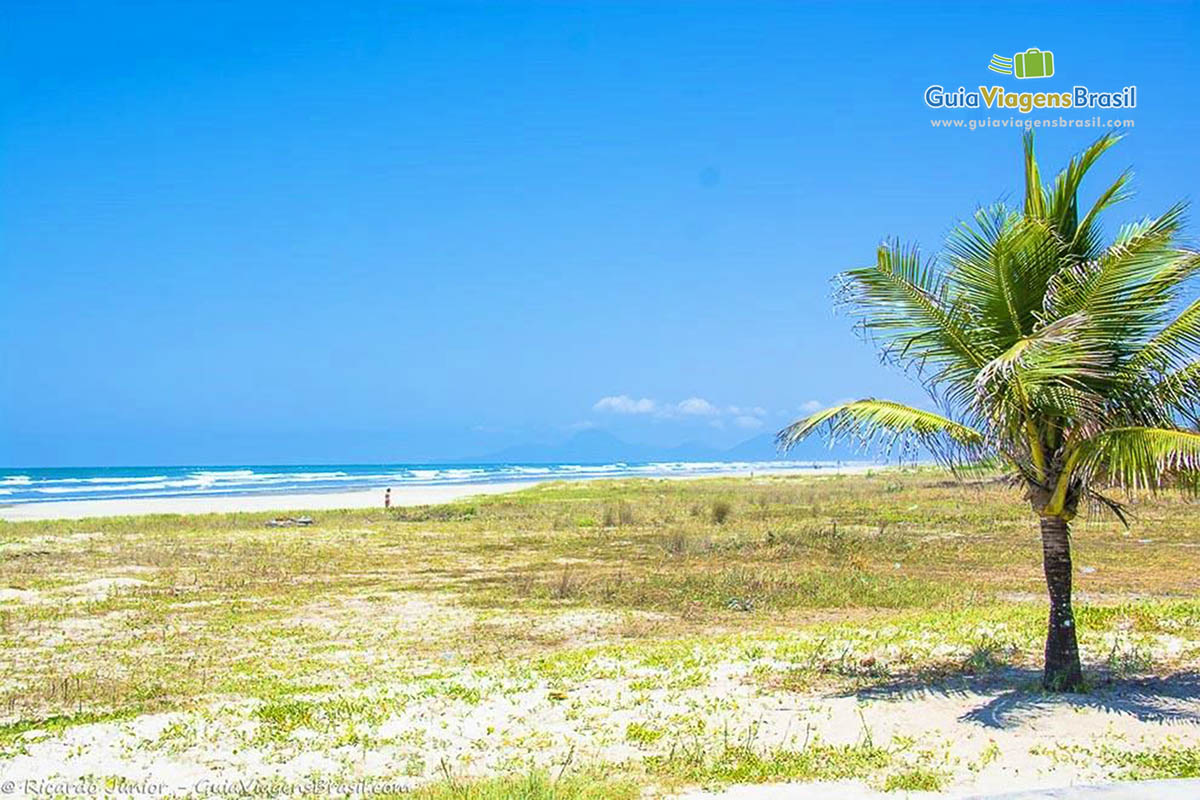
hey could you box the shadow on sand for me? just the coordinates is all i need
[840,669,1200,729]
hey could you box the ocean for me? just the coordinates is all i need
[0,460,854,506]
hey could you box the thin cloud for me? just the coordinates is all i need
[676,397,720,416]
[593,395,657,415]
[593,395,771,424]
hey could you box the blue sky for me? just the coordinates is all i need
[2,2,1198,466]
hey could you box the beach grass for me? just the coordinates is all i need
[1,469,1199,794]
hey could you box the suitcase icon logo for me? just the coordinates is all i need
[988,48,1055,79]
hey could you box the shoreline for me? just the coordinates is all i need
[0,464,875,522]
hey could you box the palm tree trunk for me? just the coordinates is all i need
[1040,515,1083,691]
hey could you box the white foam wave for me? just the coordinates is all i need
[2,460,865,505]
[36,483,173,495]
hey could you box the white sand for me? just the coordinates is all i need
[0,481,540,521]
[0,465,872,522]
[4,633,1198,797]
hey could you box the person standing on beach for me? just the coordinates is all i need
[384,488,391,509]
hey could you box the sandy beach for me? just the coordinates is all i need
[3,468,1199,797]
[0,481,539,522]
[0,465,872,522]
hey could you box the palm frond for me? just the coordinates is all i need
[1147,361,1200,426]
[1045,132,1124,242]
[1044,203,1187,322]
[1128,292,1200,375]
[1070,169,1133,259]
[838,242,986,388]
[776,399,986,465]
[817,134,1200,515]
[1022,132,1046,219]
[1127,246,1199,311]
[975,312,1094,386]
[971,312,1114,445]
[1086,488,1131,527]
[946,213,1059,347]
[1073,427,1200,492]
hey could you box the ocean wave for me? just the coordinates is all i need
[556,464,625,473]
[85,475,170,484]
[0,460,865,505]
[34,482,176,495]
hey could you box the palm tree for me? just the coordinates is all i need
[778,134,1200,691]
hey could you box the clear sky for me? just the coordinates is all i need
[3,1,1198,466]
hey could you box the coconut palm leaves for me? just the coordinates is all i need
[780,132,1200,503]
[836,241,985,390]
[777,399,985,463]
[1071,428,1200,495]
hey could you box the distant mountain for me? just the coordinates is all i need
[475,429,648,464]
[722,432,855,462]
[467,428,857,464]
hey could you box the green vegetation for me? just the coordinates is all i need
[883,766,947,792]
[779,133,1200,691]
[647,739,892,786]
[1,471,1198,794]
[1033,739,1200,780]
[1104,744,1200,780]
